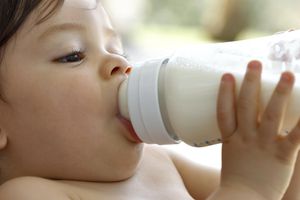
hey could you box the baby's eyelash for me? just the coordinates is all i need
[53,50,129,64]
[54,50,85,63]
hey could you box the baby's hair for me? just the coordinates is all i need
[0,0,64,102]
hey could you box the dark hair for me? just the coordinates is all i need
[0,0,63,102]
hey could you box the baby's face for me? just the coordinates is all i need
[0,0,143,182]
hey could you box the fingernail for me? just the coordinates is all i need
[222,73,233,83]
[281,72,293,83]
[248,61,262,71]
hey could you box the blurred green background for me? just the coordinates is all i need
[103,0,300,61]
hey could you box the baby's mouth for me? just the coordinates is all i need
[117,115,142,144]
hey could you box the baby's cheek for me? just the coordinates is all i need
[65,80,104,114]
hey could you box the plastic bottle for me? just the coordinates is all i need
[118,30,300,147]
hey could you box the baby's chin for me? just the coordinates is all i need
[87,164,140,183]
[52,144,144,182]
[90,153,144,182]
[52,168,137,183]
[102,169,137,182]
[107,158,143,182]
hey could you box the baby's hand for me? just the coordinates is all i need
[217,61,300,200]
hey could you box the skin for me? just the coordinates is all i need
[210,61,300,200]
[0,1,219,199]
[0,0,300,199]
[0,0,143,182]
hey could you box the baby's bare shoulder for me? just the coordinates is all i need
[0,176,74,200]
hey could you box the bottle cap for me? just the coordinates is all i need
[127,58,179,144]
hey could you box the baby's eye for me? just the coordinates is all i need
[54,51,86,63]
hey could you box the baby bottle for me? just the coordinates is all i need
[118,30,300,147]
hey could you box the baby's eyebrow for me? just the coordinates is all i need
[38,22,86,41]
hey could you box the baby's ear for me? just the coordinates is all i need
[0,128,8,150]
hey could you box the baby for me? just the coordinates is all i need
[0,0,300,199]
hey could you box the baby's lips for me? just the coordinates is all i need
[118,115,142,143]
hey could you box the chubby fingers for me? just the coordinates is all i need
[259,72,295,141]
[237,61,262,136]
[217,73,237,140]
[287,119,300,149]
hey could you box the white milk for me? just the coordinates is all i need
[119,30,300,147]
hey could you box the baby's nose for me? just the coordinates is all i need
[100,54,131,79]
[111,65,132,76]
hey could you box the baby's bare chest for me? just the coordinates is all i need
[76,183,193,200]
[72,172,194,200]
